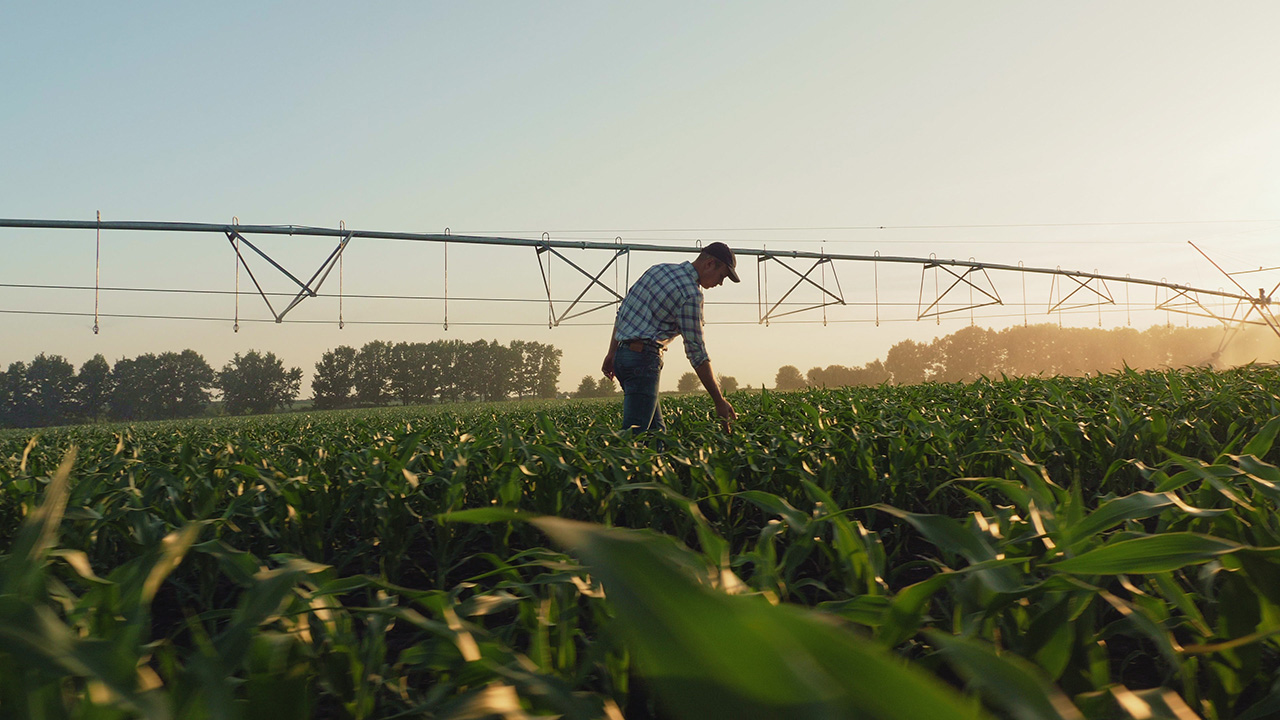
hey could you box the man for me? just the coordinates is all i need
[602,242,740,433]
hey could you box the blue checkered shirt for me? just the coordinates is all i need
[614,261,709,367]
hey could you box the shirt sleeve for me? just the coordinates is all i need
[678,290,710,367]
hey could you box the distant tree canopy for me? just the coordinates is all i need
[219,350,304,416]
[313,339,562,410]
[0,337,562,429]
[774,323,1280,389]
[574,375,617,399]
[0,350,220,428]
[677,372,700,393]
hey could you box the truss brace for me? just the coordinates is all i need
[535,244,629,327]
[757,253,846,323]
[226,229,353,323]
[1047,273,1114,314]
[917,261,1002,321]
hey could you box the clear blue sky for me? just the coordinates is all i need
[4,2,1280,393]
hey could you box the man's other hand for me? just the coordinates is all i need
[715,398,737,432]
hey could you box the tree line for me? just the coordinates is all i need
[0,350,302,428]
[1,338,563,428]
[312,339,562,409]
[775,323,1279,389]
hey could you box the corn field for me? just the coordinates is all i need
[4,366,1280,719]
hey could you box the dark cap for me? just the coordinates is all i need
[701,241,740,283]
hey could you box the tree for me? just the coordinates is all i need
[805,366,826,388]
[354,341,394,405]
[218,350,303,415]
[884,339,936,385]
[25,354,77,426]
[596,377,618,396]
[110,351,215,420]
[161,350,217,418]
[774,365,805,391]
[312,345,358,409]
[575,375,598,398]
[528,342,563,399]
[677,372,701,393]
[75,354,113,421]
[1,361,31,428]
[717,375,738,395]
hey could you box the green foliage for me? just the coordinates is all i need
[793,323,1280,389]
[4,366,1280,717]
[677,372,700,393]
[217,350,303,416]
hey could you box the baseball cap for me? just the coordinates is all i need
[702,241,740,283]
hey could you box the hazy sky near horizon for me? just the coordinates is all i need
[4,2,1280,393]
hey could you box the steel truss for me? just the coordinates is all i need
[535,239,630,327]
[756,252,845,324]
[1,217,1277,341]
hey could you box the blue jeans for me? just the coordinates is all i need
[614,345,665,432]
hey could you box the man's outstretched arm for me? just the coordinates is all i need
[694,359,737,431]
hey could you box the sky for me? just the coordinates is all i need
[3,2,1280,394]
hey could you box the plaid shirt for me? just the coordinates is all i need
[614,261,709,367]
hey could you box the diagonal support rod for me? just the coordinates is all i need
[228,229,356,323]
[917,262,1002,320]
[1048,273,1114,313]
[227,232,280,319]
[757,254,845,323]
[274,231,354,320]
[535,245,629,326]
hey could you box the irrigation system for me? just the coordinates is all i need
[2,217,1277,346]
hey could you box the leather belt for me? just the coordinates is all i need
[619,339,663,354]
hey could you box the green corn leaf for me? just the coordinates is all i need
[1241,415,1280,459]
[927,631,1084,720]
[1051,533,1242,575]
[436,507,534,523]
[533,517,990,720]
[736,490,810,529]
[1065,492,1225,547]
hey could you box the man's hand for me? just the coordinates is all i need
[602,351,616,380]
[715,398,737,432]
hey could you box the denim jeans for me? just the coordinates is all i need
[614,345,665,432]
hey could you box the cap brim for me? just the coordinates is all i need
[727,267,740,283]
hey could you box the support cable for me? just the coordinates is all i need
[233,217,240,332]
[444,229,450,331]
[93,210,101,334]
[1020,261,1027,326]
[339,221,345,329]
[873,251,880,327]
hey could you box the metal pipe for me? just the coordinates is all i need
[0,216,1257,303]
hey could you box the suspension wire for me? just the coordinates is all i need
[1096,270,1103,327]
[873,251,880,327]
[339,220,345,329]
[93,210,101,334]
[0,303,1202,327]
[821,240,827,327]
[1019,261,1027,326]
[444,229,450,331]
[233,216,240,333]
[0,281,899,306]
[933,258,940,326]
[762,245,769,326]
[456,217,1280,235]
[968,257,975,327]
[1162,280,1170,327]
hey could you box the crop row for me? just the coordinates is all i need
[3,366,1280,718]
